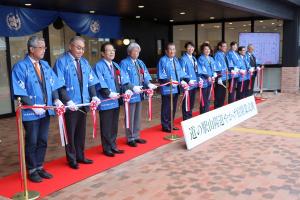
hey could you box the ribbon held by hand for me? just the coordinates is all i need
[123,93,131,129]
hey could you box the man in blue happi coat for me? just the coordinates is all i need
[12,36,64,182]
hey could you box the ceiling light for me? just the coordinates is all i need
[278,24,282,26]
[229,27,235,30]
[178,28,184,31]
[123,39,130,46]
[274,28,278,31]
[200,24,205,27]
[89,10,95,14]
[259,20,263,23]
[214,25,220,28]
[209,16,215,20]
[138,5,144,8]
[271,22,275,25]
[262,26,266,29]
[243,24,246,27]
[136,16,141,19]
[169,19,174,22]
[180,12,186,15]
[244,30,248,32]
[229,22,233,25]
[154,18,158,21]
[248,23,251,26]
[24,3,31,6]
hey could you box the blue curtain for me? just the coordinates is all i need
[0,5,121,38]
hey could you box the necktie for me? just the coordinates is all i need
[134,61,142,84]
[75,58,82,82]
[192,57,198,73]
[34,62,42,81]
[110,64,114,77]
[172,59,179,81]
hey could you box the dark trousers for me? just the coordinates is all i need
[228,78,238,103]
[214,80,227,109]
[200,87,210,114]
[23,115,50,172]
[236,80,250,100]
[182,88,197,120]
[161,94,178,130]
[64,110,87,163]
[247,75,256,96]
[99,108,119,152]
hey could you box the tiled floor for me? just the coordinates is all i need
[1,92,300,200]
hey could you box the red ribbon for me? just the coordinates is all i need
[183,87,190,112]
[116,70,121,84]
[240,74,244,93]
[209,81,215,101]
[146,89,153,121]
[55,105,68,146]
[89,101,98,138]
[123,93,131,129]
[230,75,234,93]
[249,72,253,90]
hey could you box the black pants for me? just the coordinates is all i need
[236,80,250,100]
[214,80,227,109]
[200,87,210,114]
[99,108,119,152]
[228,78,238,104]
[182,88,197,120]
[247,75,256,96]
[23,115,50,172]
[161,94,178,130]
[64,110,87,163]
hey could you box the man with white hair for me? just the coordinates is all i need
[246,44,263,96]
[120,42,157,147]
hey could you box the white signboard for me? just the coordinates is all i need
[181,96,258,150]
[239,32,280,64]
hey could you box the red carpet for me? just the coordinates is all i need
[0,97,265,199]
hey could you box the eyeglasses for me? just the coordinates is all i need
[72,44,85,51]
[33,46,47,50]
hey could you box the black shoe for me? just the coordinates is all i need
[127,141,137,147]
[69,162,79,169]
[77,158,93,164]
[162,128,171,133]
[112,148,125,154]
[37,169,53,179]
[173,127,180,130]
[135,138,147,144]
[104,151,115,157]
[29,171,42,183]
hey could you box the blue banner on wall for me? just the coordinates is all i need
[0,5,121,38]
[0,6,57,37]
[60,12,120,39]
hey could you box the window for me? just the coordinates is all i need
[225,21,251,44]
[173,25,195,57]
[0,38,12,114]
[198,23,222,53]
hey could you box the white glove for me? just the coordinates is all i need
[125,89,133,96]
[231,70,236,75]
[188,80,196,85]
[181,80,189,89]
[67,100,78,111]
[213,72,218,78]
[198,79,203,88]
[218,78,223,85]
[32,104,46,115]
[133,86,143,93]
[147,83,157,90]
[92,96,101,107]
[54,99,63,107]
[257,67,261,71]
[240,69,246,75]
[249,67,254,73]
[108,92,119,98]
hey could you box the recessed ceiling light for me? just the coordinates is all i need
[271,22,275,25]
[259,20,263,23]
[179,28,184,31]
[89,10,95,14]
[123,39,130,45]
[138,5,144,8]
[248,23,251,26]
[136,16,141,19]
[214,25,220,28]
[229,27,235,30]
[274,28,278,31]
[200,24,205,27]
[24,3,31,6]
[169,19,174,22]
[180,12,186,15]
[244,30,248,32]
[229,22,233,25]
[243,24,246,27]
[278,24,282,26]
[209,16,215,20]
